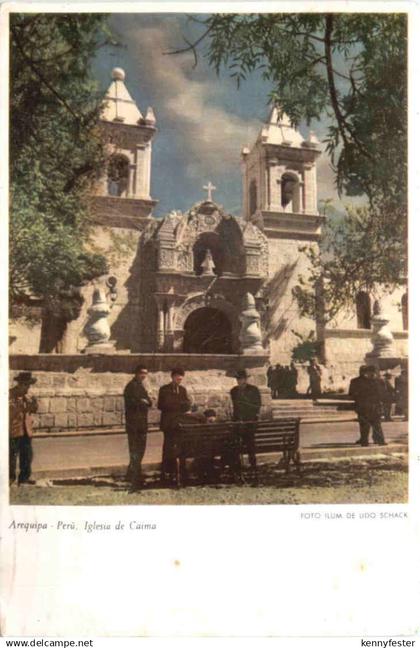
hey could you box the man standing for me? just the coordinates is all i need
[381,372,395,421]
[349,365,386,446]
[395,369,409,421]
[123,365,152,491]
[158,368,192,482]
[307,358,322,399]
[230,369,262,474]
[9,372,38,486]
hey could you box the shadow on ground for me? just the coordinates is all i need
[10,455,408,506]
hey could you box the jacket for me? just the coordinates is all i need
[123,378,152,423]
[349,376,382,413]
[230,384,262,421]
[158,383,191,432]
[9,387,38,439]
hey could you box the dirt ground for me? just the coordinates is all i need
[10,454,408,506]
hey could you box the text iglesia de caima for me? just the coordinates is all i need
[9,68,408,434]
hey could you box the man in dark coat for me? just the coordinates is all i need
[123,365,152,490]
[158,368,192,482]
[395,369,408,421]
[230,369,262,473]
[349,365,386,446]
[9,372,38,485]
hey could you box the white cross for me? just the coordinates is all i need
[203,181,216,202]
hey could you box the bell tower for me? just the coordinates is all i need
[93,67,158,228]
[241,107,323,240]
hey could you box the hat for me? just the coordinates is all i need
[365,365,376,373]
[203,408,217,418]
[235,369,250,379]
[171,367,185,377]
[13,371,36,385]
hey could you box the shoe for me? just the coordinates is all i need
[128,485,143,494]
[360,443,369,447]
[18,479,37,486]
[376,441,388,446]
[355,439,362,445]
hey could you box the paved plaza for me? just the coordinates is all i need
[27,419,408,480]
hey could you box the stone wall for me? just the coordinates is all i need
[329,287,408,332]
[322,329,409,392]
[264,237,317,364]
[10,353,271,433]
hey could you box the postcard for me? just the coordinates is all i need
[1,1,419,640]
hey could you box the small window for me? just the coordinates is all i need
[356,291,371,329]
[402,292,408,330]
[281,173,300,212]
[107,155,129,197]
[249,180,257,216]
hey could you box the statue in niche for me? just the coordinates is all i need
[239,292,264,355]
[200,249,216,276]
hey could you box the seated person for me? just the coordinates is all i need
[175,408,220,483]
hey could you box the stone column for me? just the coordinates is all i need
[128,163,136,198]
[303,164,316,214]
[145,142,152,199]
[134,145,146,198]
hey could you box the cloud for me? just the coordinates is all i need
[120,18,261,179]
[317,152,339,203]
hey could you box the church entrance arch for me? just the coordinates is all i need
[182,307,233,354]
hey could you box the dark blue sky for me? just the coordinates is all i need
[94,14,338,217]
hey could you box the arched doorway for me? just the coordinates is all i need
[183,307,233,354]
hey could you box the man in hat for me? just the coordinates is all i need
[158,368,192,482]
[349,365,386,446]
[307,358,322,399]
[9,372,38,485]
[123,365,153,491]
[230,370,262,474]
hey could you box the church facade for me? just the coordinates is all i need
[10,68,408,394]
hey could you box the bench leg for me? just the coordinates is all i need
[175,458,181,489]
[293,450,301,474]
[284,451,292,474]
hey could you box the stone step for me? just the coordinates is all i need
[273,410,355,421]
[272,407,348,414]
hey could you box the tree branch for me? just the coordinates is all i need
[11,26,82,123]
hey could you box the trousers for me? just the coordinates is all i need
[357,408,385,445]
[10,435,33,483]
[126,417,148,486]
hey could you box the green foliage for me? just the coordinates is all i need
[10,14,112,313]
[181,14,407,311]
[291,330,321,363]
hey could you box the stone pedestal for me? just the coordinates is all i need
[239,293,264,354]
[366,300,395,362]
[84,342,116,355]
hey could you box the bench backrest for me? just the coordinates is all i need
[254,418,300,453]
[176,422,239,459]
[177,418,300,457]
[231,418,300,453]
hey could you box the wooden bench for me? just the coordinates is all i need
[175,417,301,487]
[232,417,301,475]
[174,422,242,488]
